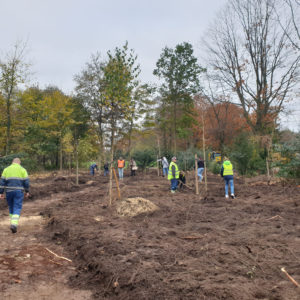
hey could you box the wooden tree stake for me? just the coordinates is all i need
[195,154,199,195]
[112,167,121,199]
[281,267,300,288]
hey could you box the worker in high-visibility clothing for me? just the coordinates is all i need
[168,156,180,193]
[117,157,125,180]
[0,158,30,233]
[220,157,235,199]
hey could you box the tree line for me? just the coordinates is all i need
[0,0,299,182]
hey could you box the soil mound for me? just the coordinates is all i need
[116,197,159,217]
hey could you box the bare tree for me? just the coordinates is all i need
[204,0,300,135]
[0,41,30,154]
[278,0,300,51]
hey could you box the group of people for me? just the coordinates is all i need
[159,155,235,198]
[89,157,138,179]
[0,154,234,234]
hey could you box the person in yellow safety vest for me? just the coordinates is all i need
[117,157,125,180]
[0,158,30,233]
[168,156,180,193]
[220,156,235,199]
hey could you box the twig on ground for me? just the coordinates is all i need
[45,247,72,262]
[281,267,300,288]
[180,233,208,240]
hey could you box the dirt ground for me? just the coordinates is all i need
[0,170,299,299]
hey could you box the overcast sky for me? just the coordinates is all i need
[1,0,299,131]
[0,0,227,91]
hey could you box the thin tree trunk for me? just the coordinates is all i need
[75,142,79,185]
[202,112,207,192]
[195,154,199,195]
[5,97,11,155]
[157,155,160,176]
[59,135,63,172]
[109,128,115,206]
[173,99,177,154]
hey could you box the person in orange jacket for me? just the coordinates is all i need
[117,157,125,179]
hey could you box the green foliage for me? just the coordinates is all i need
[0,153,37,174]
[208,161,222,175]
[277,134,300,180]
[153,42,205,152]
[229,133,266,176]
[175,148,204,171]
[132,149,156,170]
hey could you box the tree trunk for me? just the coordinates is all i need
[173,98,177,154]
[195,154,199,195]
[5,97,11,155]
[59,135,63,172]
[202,111,207,192]
[75,142,79,185]
[109,128,115,206]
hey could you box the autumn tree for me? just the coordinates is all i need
[102,43,140,204]
[0,41,30,154]
[204,0,300,135]
[74,53,106,165]
[154,42,204,153]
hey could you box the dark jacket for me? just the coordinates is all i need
[197,160,204,168]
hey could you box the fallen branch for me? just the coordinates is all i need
[45,247,72,262]
[181,233,208,240]
[281,267,300,288]
[266,215,283,221]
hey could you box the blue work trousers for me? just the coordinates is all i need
[170,179,178,191]
[197,168,204,182]
[118,168,124,179]
[224,178,234,196]
[6,190,24,216]
[163,167,168,177]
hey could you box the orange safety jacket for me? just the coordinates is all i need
[118,160,125,168]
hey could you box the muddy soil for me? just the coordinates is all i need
[1,170,299,299]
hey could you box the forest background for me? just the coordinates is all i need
[0,0,299,183]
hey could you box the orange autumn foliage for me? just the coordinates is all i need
[193,102,250,149]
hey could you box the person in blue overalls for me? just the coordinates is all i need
[89,162,98,176]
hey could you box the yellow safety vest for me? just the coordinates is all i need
[168,162,179,180]
[223,161,233,176]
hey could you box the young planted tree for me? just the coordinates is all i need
[0,42,30,155]
[102,43,140,204]
[154,42,204,153]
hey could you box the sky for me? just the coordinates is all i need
[0,0,299,131]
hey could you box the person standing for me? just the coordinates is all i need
[220,157,235,199]
[162,157,169,177]
[103,162,109,176]
[168,156,179,193]
[0,158,30,233]
[197,157,205,182]
[117,157,125,179]
[89,162,98,176]
[129,158,137,176]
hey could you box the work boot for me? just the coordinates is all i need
[231,194,235,199]
[10,225,17,234]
